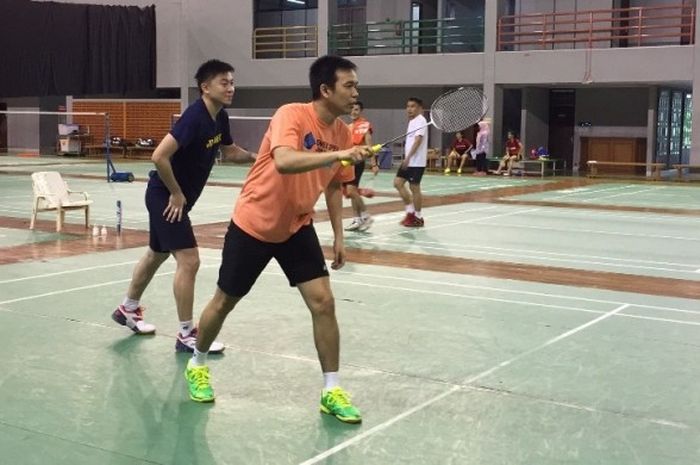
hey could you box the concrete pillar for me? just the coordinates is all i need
[691,3,700,164]
[646,86,657,174]
[318,0,329,56]
[482,0,501,156]
[521,87,550,161]
[179,0,189,112]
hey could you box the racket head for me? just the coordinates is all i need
[429,87,488,133]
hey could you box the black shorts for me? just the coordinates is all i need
[396,166,425,185]
[343,162,365,187]
[145,187,197,253]
[217,221,329,298]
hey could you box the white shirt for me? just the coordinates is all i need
[476,130,491,154]
[404,114,428,167]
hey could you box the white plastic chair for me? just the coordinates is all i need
[30,171,92,232]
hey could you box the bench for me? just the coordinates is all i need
[521,158,565,177]
[672,164,700,181]
[587,161,665,180]
[125,145,156,159]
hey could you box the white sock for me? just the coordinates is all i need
[360,211,370,220]
[405,204,415,214]
[323,372,339,390]
[179,320,194,337]
[414,211,423,219]
[122,297,140,311]
[353,216,362,223]
[191,348,208,367]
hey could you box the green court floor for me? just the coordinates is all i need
[1,248,698,465]
[316,202,700,281]
[510,182,700,210]
[2,155,700,465]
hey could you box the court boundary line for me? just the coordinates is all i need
[0,298,691,433]
[297,304,631,465]
[3,254,698,322]
[334,236,700,274]
[329,268,700,316]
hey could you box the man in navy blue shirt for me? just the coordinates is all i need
[112,59,255,352]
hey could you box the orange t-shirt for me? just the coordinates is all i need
[349,117,372,146]
[233,102,354,243]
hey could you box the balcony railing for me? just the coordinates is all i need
[329,17,484,56]
[253,25,318,59]
[498,4,694,51]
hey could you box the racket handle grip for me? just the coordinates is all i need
[340,144,384,167]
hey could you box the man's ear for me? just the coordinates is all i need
[320,83,330,98]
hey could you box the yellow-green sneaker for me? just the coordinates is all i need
[185,360,215,403]
[320,387,361,424]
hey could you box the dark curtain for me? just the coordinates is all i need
[0,0,155,97]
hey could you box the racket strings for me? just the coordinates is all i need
[430,88,487,133]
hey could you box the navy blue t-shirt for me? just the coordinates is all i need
[148,98,233,207]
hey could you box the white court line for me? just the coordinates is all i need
[0,263,219,306]
[2,258,697,329]
[329,276,700,327]
[530,207,700,224]
[0,260,140,284]
[370,207,542,240]
[297,304,630,465]
[368,237,699,270]
[1,300,688,432]
[334,269,700,316]
[211,254,700,319]
[356,238,700,274]
[580,186,660,203]
[482,221,700,242]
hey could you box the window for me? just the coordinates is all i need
[254,0,318,28]
[656,89,692,166]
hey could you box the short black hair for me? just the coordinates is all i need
[407,97,424,107]
[195,59,235,94]
[353,101,364,110]
[309,55,357,100]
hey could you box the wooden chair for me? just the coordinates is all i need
[30,171,92,232]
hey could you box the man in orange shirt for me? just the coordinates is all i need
[185,55,370,424]
[344,101,377,232]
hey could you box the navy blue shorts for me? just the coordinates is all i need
[396,166,425,185]
[343,162,365,187]
[217,221,329,298]
[145,187,197,253]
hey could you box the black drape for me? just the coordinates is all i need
[0,0,155,97]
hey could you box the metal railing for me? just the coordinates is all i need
[329,17,484,56]
[498,4,695,51]
[253,25,318,59]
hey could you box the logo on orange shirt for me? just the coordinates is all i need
[303,132,339,152]
[304,132,316,150]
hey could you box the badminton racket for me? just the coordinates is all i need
[341,86,488,167]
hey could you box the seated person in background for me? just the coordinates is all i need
[495,131,523,176]
[443,131,473,175]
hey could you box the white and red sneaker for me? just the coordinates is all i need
[111,305,156,335]
[175,327,225,354]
